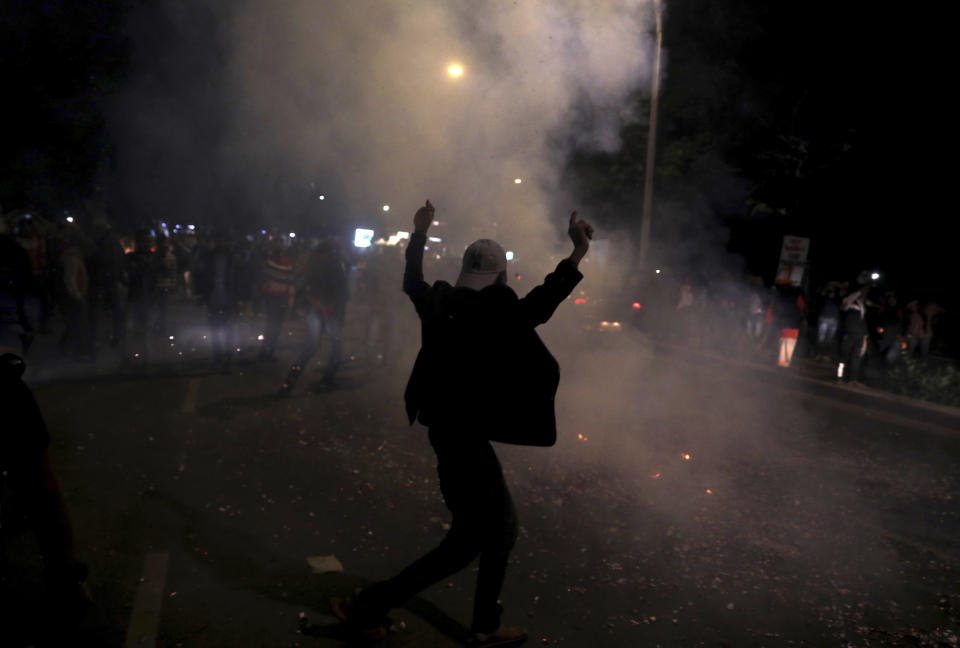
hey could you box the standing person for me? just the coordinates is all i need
[87,217,128,352]
[279,238,348,393]
[55,225,92,361]
[154,237,178,338]
[126,229,157,364]
[13,213,51,335]
[259,232,296,361]
[0,353,90,620]
[330,201,592,647]
[815,285,840,361]
[775,284,806,367]
[875,292,903,365]
[1,219,33,354]
[193,234,240,372]
[836,286,870,385]
[905,300,945,359]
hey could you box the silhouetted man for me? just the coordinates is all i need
[331,201,593,647]
[0,353,89,618]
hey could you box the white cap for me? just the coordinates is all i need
[455,239,507,290]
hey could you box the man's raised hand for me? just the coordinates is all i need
[568,211,594,250]
[414,200,434,234]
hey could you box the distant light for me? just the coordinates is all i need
[505,250,514,261]
[24,213,32,219]
[354,228,374,248]
[396,231,410,239]
[382,204,390,212]
[66,216,74,223]
[187,224,195,231]
[601,321,610,327]
[870,272,880,281]
[447,62,464,78]
[429,236,443,243]
[257,334,264,341]
[174,224,181,230]
[432,220,440,226]
[160,222,167,227]
[318,194,325,200]
[514,178,522,184]
[655,268,661,274]
[261,229,267,235]
[612,322,621,327]
[169,335,174,340]
[289,232,296,238]
[632,302,643,310]
[574,298,587,305]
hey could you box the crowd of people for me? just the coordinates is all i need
[642,270,948,386]
[0,207,408,391]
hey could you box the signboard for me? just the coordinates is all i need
[776,235,810,287]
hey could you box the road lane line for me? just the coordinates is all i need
[180,378,200,414]
[125,551,170,648]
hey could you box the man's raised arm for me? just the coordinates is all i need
[518,211,593,327]
[403,200,435,313]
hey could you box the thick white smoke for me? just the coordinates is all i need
[212,0,656,248]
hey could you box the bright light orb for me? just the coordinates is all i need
[382,204,390,212]
[447,63,464,78]
[514,178,522,184]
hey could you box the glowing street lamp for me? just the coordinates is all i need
[447,62,464,79]
[382,204,390,212]
[514,177,522,184]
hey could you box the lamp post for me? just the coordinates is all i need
[637,0,663,270]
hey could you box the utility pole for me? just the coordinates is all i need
[637,0,663,270]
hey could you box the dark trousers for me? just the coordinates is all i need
[58,297,90,357]
[262,294,287,357]
[356,428,518,633]
[208,305,236,364]
[287,309,343,384]
[906,334,931,358]
[838,331,867,381]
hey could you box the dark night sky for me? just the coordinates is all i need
[0,1,949,304]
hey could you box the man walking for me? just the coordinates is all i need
[279,239,348,393]
[331,201,592,647]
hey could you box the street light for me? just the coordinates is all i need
[447,62,464,79]
[382,204,390,212]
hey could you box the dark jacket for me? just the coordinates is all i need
[402,232,582,446]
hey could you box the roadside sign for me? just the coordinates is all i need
[776,235,810,286]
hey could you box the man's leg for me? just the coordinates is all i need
[262,295,283,358]
[281,310,320,392]
[323,314,344,381]
[352,437,515,630]
[471,479,518,634]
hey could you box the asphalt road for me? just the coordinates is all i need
[3,302,959,647]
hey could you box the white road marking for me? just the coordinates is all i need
[125,551,170,648]
[180,378,200,414]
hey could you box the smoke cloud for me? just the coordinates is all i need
[113,0,656,255]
